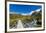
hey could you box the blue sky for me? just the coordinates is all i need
[9,4,42,14]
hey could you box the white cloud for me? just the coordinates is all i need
[35,8,41,12]
[21,8,41,16]
[10,12,20,14]
[10,8,41,16]
[21,13,28,15]
[28,11,34,15]
[10,12,16,14]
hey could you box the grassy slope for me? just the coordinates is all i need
[9,10,42,28]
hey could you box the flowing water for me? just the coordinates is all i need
[11,19,38,28]
[16,19,37,28]
[17,20,24,28]
[22,19,37,28]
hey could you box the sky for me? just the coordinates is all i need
[9,4,42,14]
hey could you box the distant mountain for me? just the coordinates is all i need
[10,8,42,26]
[10,8,41,16]
[21,8,41,16]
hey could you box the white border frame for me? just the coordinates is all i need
[7,1,44,32]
